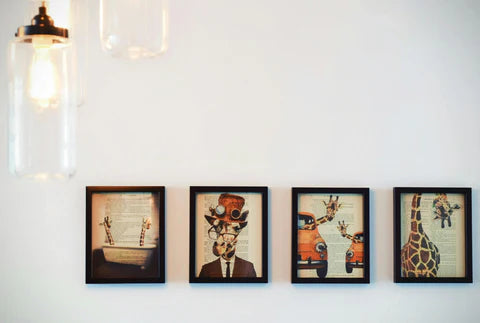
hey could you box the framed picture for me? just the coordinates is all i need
[394,187,472,283]
[292,187,370,284]
[86,186,165,284]
[189,186,268,283]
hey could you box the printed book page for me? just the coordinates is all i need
[297,193,364,278]
[195,192,263,277]
[92,192,160,250]
[400,193,465,277]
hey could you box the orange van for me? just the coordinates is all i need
[345,232,364,273]
[297,212,328,278]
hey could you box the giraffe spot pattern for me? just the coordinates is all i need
[420,250,431,263]
[421,238,428,249]
[411,222,417,232]
[411,254,419,264]
[427,259,434,268]
[408,248,416,258]
[400,193,441,278]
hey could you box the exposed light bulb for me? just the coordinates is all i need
[28,36,59,111]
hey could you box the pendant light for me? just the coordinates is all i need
[8,1,77,180]
[100,0,168,59]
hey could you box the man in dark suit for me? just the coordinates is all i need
[199,193,257,279]
[199,255,256,278]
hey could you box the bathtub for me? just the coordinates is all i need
[102,243,156,268]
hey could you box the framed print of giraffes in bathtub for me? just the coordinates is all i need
[86,186,165,284]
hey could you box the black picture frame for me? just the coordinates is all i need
[86,186,165,284]
[292,187,370,284]
[189,186,268,283]
[393,187,472,283]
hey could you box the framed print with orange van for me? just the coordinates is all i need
[394,187,472,283]
[86,186,165,284]
[292,187,370,284]
[189,186,268,283]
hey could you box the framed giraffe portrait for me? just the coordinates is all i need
[86,186,165,284]
[291,187,370,284]
[189,186,268,283]
[394,187,472,283]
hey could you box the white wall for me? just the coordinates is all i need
[1,0,480,322]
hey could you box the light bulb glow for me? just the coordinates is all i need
[28,36,59,111]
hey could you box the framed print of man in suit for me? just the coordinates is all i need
[199,193,256,278]
[190,186,268,283]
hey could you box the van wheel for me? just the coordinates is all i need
[316,263,328,278]
[346,263,353,273]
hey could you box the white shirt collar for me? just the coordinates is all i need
[220,255,236,277]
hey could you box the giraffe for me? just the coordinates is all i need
[337,220,364,273]
[139,217,152,246]
[204,194,249,261]
[337,220,362,243]
[401,193,440,277]
[100,216,114,245]
[318,195,342,224]
[199,193,256,278]
[432,193,460,229]
[302,195,342,230]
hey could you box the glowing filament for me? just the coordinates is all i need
[28,36,59,110]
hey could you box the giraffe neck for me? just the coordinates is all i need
[140,228,146,246]
[104,222,114,245]
[343,233,354,240]
[410,194,423,234]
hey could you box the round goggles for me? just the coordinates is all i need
[215,205,242,220]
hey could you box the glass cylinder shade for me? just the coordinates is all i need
[100,0,169,59]
[8,35,76,180]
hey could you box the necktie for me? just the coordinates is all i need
[226,261,231,278]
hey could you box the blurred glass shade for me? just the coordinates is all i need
[8,35,77,180]
[100,0,168,59]
[7,0,84,180]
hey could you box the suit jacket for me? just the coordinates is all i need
[199,256,257,278]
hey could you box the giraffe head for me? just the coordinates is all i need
[204,193,249,260]
[324,195,341,220]
[143,217,152,230]
[103,216,112,228]
[337,220,349,237]
[432,193,460,228]
[433,193,459,219]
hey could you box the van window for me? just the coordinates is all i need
[354,233,364,242]
[298,214,315,230]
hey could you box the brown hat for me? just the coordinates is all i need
[205,193,249,224]
[219,193,244,216]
